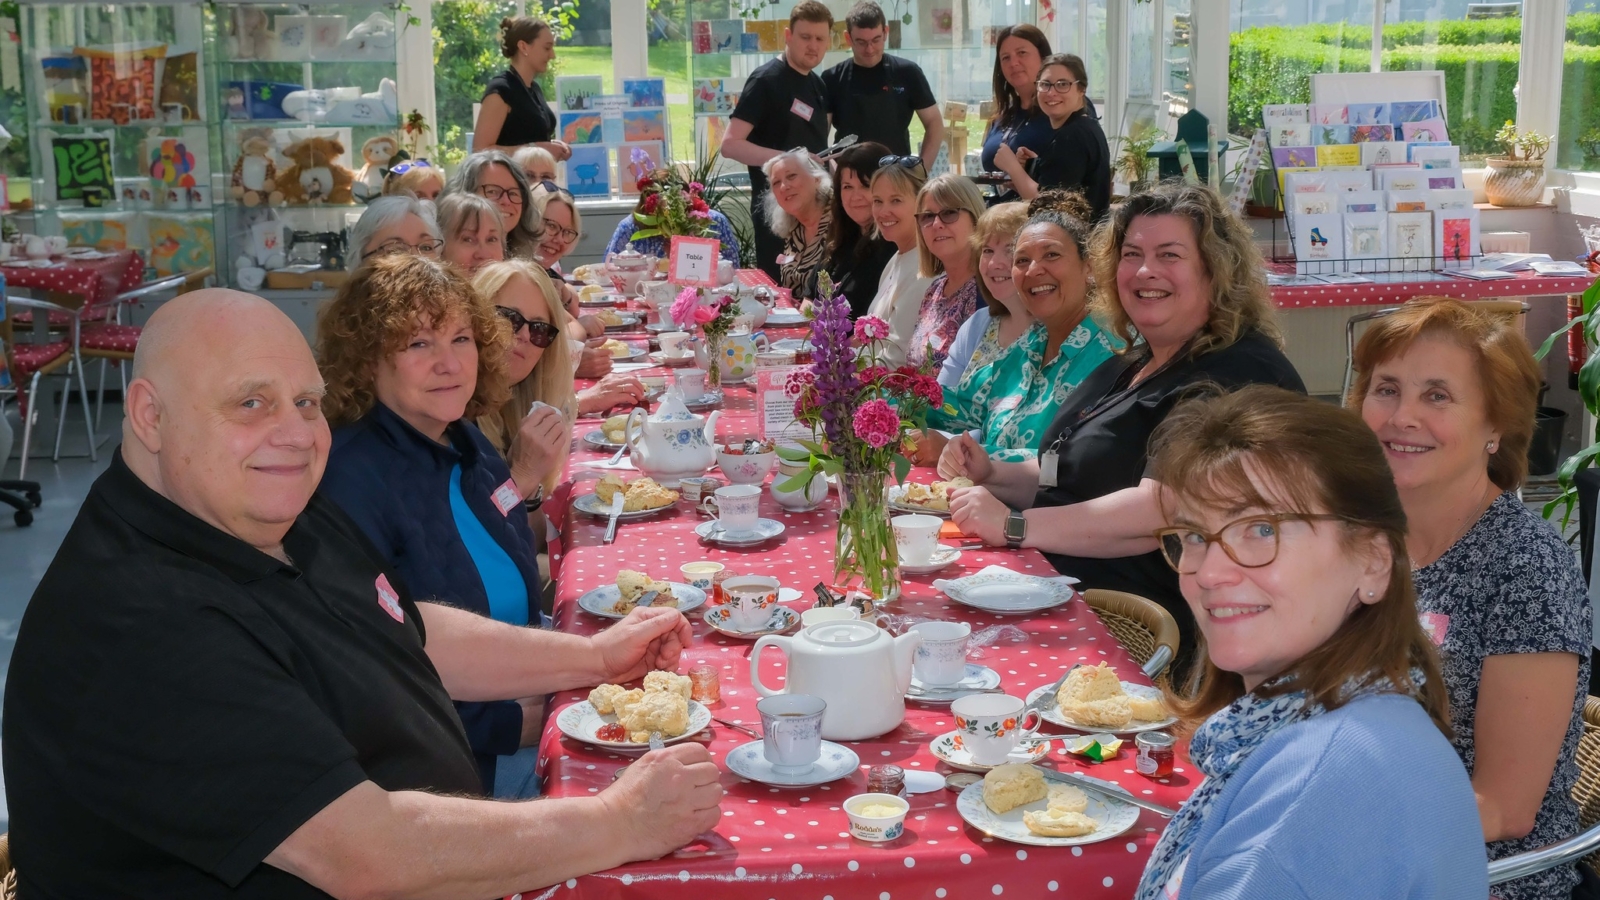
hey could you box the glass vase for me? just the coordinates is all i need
[704,332,723,389]
[835,470,900,604]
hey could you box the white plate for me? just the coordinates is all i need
[886,483,952,518]
[571,491,674,519]
[936,569,1079,614]
[771,338,813,354]
[580,294,621,307]
[606,346,647,363]
[695,517,786,546]
[556,698,712,751]
[1024,680,1178,734]
[648,351,695,366]
[601,314,643,331]
[955,774,1140,846]
[765,308,810,326]
[905,664,1002,703]
[930,730,1051,772]
[576,582,707,619]
[646,320,679,333]
[725,739,860,787]
[704,603,801,638]
[582,430,625,451]
[899,545,961,575]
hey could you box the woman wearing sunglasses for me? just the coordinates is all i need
[450,151,543,259]
[1131,385,1487,900]
[382,159,446,202]
[823,142,895,317]
[348,195,445,270]
[991,54,1110,220]
[903,173,986,369]
[604,168,741,265]
[316,254,551,799]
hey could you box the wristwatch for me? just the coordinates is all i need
[524,484,546,512]
[1004,510,1027,549]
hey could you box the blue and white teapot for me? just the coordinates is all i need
[624,389,722,488]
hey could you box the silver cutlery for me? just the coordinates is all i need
[1033,767,1178,818]
[605,440,628,466]
[711,716,762,740]
[603,492,625,544]
[648,731,666,752]
[1027,664,1080,716]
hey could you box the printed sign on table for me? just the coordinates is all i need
[668,235,720,285]
[757,367,813,449]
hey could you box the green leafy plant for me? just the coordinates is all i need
[1534,278,1600,529]
[1492,120,1550,162]
[1113,125,1161,189]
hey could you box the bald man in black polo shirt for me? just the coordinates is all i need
[2,290,722,898]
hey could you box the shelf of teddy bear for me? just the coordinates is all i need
[224,129,395,207]
[223,118,398,131]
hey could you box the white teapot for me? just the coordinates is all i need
[604,246,656,298]
[624,390,722,488]
[751,620,921,740]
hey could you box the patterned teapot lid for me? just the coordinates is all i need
[650,388,701,422]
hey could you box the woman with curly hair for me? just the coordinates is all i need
[315,254,554,800]
[943,181,1307,679]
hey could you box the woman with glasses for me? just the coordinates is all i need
[513,145,559,186]
[450,151,543,259]
[473,16,571,163]
[902,173,985,369]
[603,169,741,265]
[437,193,507,276]
[761,149,833,299]
[824,142,896,318]
[864,159,934,367]
[980,25,1055,205]
[1351,299,1592,900]
[382,159,446,202]
[1131,385,1487,900]
[944,182,1304,679]
[348,196,445,270]
[315,254,550,799]
[991,54,1111,220]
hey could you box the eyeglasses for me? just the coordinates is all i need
[495,306,561,348]
[878,155,924,172]
[916,208,970,228]
[1155,513,1349,574]
[477,184,524,205]
[1035,78,1080,94]
[543,223,581,244]
[363,237,444,260]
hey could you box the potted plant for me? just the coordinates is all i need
[1484,120,1550,207]
[1114,125,1160,195]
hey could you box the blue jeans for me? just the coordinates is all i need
[493,746,542,799]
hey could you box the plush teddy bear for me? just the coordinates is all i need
[276,135,354,205]
[230,133,283,207]
[353,134,398,202]
[230,6,272,59]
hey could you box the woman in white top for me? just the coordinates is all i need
[864,161,933,368]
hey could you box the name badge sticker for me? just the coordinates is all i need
[791,98,814,121]
[492,478,522,517]
[375,573,404,623]
[1419,612,1449,646]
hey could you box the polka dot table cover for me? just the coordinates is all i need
[2,251,144,315]
[737,268,779,291]
[523,372,1200,900]
[1266,265,1596,309]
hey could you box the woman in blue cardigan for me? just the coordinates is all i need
[1136,385,1487,900]
[315,254,569,799]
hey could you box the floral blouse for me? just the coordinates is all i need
[779,209,832,300]
[605,210,741,263]
[928,317,1119,461]
[905,274,979,370]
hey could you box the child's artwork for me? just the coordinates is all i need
[741,32,762,52]
[1435,209,1480,267]
[622,78,665,108]
[565,144,611,197]
[620,141,667,194]
[1401,119,1449,142]
[1290,191,1340,216]
[710,19,744,52]
[1360,141,1407,167]
[80,45,164,122]
[1410,144,1461,169]
[1311,104,1348,125]
[692,20,713,54]
[1386,190,1433,212]
[746,20,784,52]
[556,75,604,112]
[1427,172,1463,190]
[1270,125,1310,148]
[51,135,114,201]
[1351,124,1394,143]
[148,213,216,277]
[622,109,666,142]
[558,111,605,144]
[1341,191,1385,214]
[1346,103,1390,125]
[1379,168,1425,191]
[1344,211,1389,265]
[694,79,741,115]
[1315,144,1360,167]
[1293,213,1344,271]
[1389,211,1435,269]
[1389,99,1441,123]
[60,213,131,250]
[1272,146,1316,169]
[1314,125,1353,146]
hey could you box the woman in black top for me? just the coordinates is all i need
[992,54,1111,220]
[825,141,895,316]
[941,182,1305,680]
[474,17,570,162]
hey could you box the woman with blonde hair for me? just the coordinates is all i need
[381,159,446,202]
[904,173,986,368]
[864,161,934,367]
[944,181,1305,679]
[513,145,559,185]
[436,192,507,275]
[316,254,562,798]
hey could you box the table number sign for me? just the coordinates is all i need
[668,235,720,285]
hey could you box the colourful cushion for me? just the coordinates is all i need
[9,308,73,327]
[81,323,141,353]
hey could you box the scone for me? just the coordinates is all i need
[1046,784,1088,814]
[602,338,632,358]
[1058,663,1135,728]
[595,473,627,504]
[1128,693,1169,722]
[983,763,1047,814]
[1024,808,1098,837]
[610,688,645,720]
[589,683,627,714]
[616,569,673,612]
[644,670,692,700]
[899,482,945,511]
[617,689,690,741]
[602,414,630,444]
[597,308,626,326]
[622,477,678,512]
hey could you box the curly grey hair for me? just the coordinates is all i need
[348,195,442,271]
[760,149,833,240]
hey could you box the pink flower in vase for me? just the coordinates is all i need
[854,316,890,343]
[852,398,901,449]
[693,305,719,324]
[670,286,701,325]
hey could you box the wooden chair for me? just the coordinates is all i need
[1081,589,1181,680]
[1489,695,1600,885]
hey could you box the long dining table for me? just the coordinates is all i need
[522,289,1199,900]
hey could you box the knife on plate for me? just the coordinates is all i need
[1034,767,1178,818]
[603,492,625,544]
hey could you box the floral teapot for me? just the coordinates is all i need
[751,620,922,740]
[693,330,769,382]
[604,246,657,297]
[625,390,722,487]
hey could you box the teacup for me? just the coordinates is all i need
[758,693,826,774]
[659,331,691,358]
[801,605,860,628]
[722,574,780,631]
[951,693,1047,766]
[892,514,944,566]
[680,561,725,592]
[675,368,709,398]
[701,483,761,535]
[756,350,797,368]
[910,620,972,686]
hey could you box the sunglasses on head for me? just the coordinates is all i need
[878,155,924,172]
[387,160,434,177]
[495,306,561,347]
[916,208,969,228]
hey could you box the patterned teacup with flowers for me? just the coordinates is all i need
[950,693,1047,766]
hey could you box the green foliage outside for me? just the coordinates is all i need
[1229,13,1600,168]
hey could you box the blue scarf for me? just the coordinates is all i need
[1134,672,1421,900]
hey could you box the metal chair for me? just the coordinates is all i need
[80,268,211,430]
[1341,300,1531,403]
[7,295,96,478]
[1,293,42,527]
[1081,589,1181,680]
[1489,696,1600,886]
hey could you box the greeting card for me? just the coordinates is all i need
[1431,189,1476,210]
[621,78,665,108]
[1346,103,1390,125]
[1401,119,1449,142]
[691,20,712,54]
[746,20,784,52]
[1314,125,1353,146]
[1321,170,1376,192]
[1270,125,1311,148]
[1351,124,1395,143]
[1360,141,1407,167]
[556,76,605,112]
[1386,190,1433,212]
[1272,146,1317,169]
[1293,213,1344,272]
[1340,190,1385,214]
[1262,104,1310,126]
[558,111,604,144]
[1311,104,1348,125]
[565,144,611,197]
[1283,170,1332,195]
[741,32,761,52]
[622,108,667,142]
[694,78,741,115]
[1316,144,1360,167]
[1389,99,1441,123]
[1379,169,1426,191]
[1344,211,1389,269]
[619,141,666,194]
[1434,208,1480,268]
[1290,191,1341,216]
[1409,144,1460,169]
[1389,211,1435,269]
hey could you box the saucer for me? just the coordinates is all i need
[905,664,1002,703]
[646,320,678,333]
[898,545,962,575]
[765,308,810,326]
[695,518,786,546]
[725,739,860,787]
[705,603,800,638]
[930,730,1051,772]
[683,390,725,411]
[581,429,624,451]
[648,351,694,366]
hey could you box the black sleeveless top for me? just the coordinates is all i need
[483,67,556,147]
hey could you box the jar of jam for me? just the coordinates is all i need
[1135,731,1176,778]
[866,764,906,798]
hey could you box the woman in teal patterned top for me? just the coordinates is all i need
[925,192,1118,463]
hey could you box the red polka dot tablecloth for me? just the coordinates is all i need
[2,251,144,314]
[1267,264,1596,309]
[526,370,1199,900]
[737,268,780,291]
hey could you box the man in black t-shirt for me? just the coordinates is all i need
[721,0,834,280]
[822,1,944,168]
[2,290,723,899]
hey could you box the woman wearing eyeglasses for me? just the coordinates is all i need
[824,142,896,318]
[1130,385,1487,900]
[348,196,446,270]
[513,146,559,186]
[991,54,1110,220]
[316,254,549,799]
[903,173,985,369]
[450,151,543,260]
[437,193,507,275]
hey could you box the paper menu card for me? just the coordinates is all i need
[757,367,812,449]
